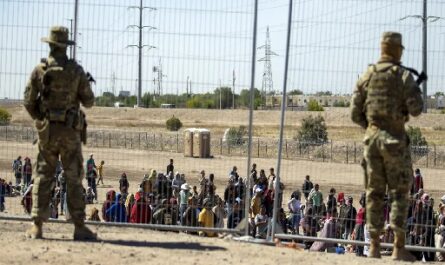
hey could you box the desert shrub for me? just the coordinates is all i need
[166,116,182,131]
[0,107,11,125]
[226,126,247,146]
[333,100,350,107]
[407,126,428,156]
[295,115,328,147]
[307,100,324,111]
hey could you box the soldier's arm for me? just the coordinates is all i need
[23,67,43,120]
[350,71,370,129]
[77,66,95,108]
[402,70,423,117]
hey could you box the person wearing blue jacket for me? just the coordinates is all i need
[106,193,127,223]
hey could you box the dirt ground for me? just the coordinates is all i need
[0,220,424,265]
[4,105,445,144]
[1,140,444,216]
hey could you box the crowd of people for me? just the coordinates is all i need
[2,154,445,261]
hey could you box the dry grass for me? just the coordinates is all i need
[3,104,445,144]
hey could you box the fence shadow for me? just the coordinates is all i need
[104,239,227,251]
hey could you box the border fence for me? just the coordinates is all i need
[1,0,445,259]
[1,125,445,169]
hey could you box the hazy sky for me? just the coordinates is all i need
[0,0,444,99]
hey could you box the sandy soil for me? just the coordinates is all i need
[1,140,444,216]
[4,105,445,143]
[0,220,421,265]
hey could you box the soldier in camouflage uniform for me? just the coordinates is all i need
[23,26,96,240]
[351,32,423,261]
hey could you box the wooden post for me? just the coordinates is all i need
[176,134,179,152]
[330,140,333,162]
[354,142,357,163]
[266,144,268,156]
[139,133,141,149]
[285,139,288,158]
[434,144,437,167]
[108,132,111,148]
[220,138,223,154]
[322,143,325,162]
[125,133,127,148]
[257,138,260,157]
[426,147,429,168]
[160,134,163,151]
[346,144,349,164]
[5,126,8,140]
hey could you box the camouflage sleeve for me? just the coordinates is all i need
[76,65,95,108]
[402,70,423,117]
[23,66,43,120]
[350,69,371,129]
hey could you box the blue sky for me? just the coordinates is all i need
[0,0,444,99]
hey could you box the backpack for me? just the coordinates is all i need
[40,61,80,122]
[364,64,406,122]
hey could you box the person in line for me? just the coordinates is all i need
[96,160,105,185]
[130,191,151,224]
[106,193,127,223]
[198,199,216,237]
[255,205,269,239]
[102,190,116,222]
[302,175,314,203]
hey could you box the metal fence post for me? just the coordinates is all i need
[354,141,357,163]
[346,144,349,164]
[220,138,223,154]
[330,140,333,162]
[108,132,111,148]
[434,144,437,167]
[257,138,260,157]
[176,134,179,152]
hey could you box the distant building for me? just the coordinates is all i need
[265,95,351,109]
[118,90,131,98]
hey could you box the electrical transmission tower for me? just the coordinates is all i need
[153,58,167,96]
[258,26,278,103]
[127,0,156,107]
[400,0,443,113]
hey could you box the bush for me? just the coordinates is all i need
[307,100,324,111]
[407,126,428,156]
[226,126,247,146]
[333,100,350,107]
[0,107,11,125]
[166,116,182,131]
[295,115,328,147]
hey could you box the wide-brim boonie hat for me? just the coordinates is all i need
[41,26,75,47]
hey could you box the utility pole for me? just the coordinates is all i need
[400,0,442,113]
[127,0,156,107]
[232,69,236,109]
[67,19,74,58]
[219,79,222,110]
[186,76,190,97]
[73,0,79,60]
[258,27,278,107]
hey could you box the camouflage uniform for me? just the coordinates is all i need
[23,26,95,240]
[351,32,423,260]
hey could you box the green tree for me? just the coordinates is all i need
[0,107,11,125]
[238,88,261,109]
[295,115,328,146]
[307,99,324,111]
[288,89,303,95]
[315,91,332,96]
[333,100,350,107]
[213,87,234,109]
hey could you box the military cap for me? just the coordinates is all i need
[41,26,75,47]
[381,31,404,49]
